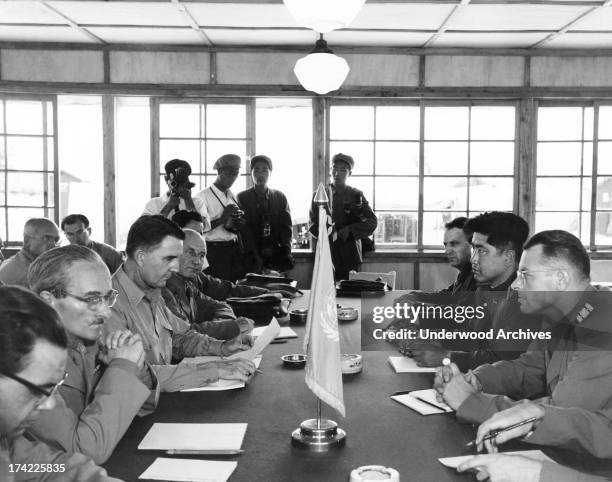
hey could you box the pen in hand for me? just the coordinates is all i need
[465,417,537,447]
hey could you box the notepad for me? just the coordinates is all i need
[438,450,556,469]
[388,356,437,373]
[252,324,297,340]
[138,423,247,452]
[227,318,281,361]
[180,356,262,392]
[139,458,237,482]
[391,388,453,415]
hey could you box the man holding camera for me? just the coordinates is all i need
[143,159,210,232]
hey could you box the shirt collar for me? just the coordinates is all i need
[114,266,146,309]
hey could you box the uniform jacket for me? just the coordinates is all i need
[0,249,34,287]
[194,272,268,301]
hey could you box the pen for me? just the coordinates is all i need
[466,417,537,447]
[165,449,245,455]
[391,390,412,396]
[414,396,450,412]
[256,369,264,375]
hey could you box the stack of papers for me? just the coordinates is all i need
[138,423,247,453]
[139,459,237,482]
[388,356,437,373]
[180,356,262,392]
[438,450,556,469]
[391,388,453,415]
[228,318,281,361]
[252,324,297,340]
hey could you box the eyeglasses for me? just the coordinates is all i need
[0,370,67,400]
[515,269,557,287]
[55,289,119,310]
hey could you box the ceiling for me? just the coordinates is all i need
[1,0,612,50]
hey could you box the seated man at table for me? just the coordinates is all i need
[171,210,206,235]
[435,230,612,459]
[25,245,158,464]
[163,228,254,341]
[106,215,255,392]
[0,286,121,481]
[0,218,60,287]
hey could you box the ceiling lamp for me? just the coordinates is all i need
[283,0,366,34]
[294,35,350,95]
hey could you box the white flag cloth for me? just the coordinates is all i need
[303,203,345,417]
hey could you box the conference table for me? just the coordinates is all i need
[103,291,497,481]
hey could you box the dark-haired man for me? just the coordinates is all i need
[436,230,612,459]
[61,214,123,274]
[106,215,255,392]
[172,210,205,235]
[0,286,121,481]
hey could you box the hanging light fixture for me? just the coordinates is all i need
[294,35,350,95]
[283,0,366,34]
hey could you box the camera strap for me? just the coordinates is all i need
[210,185,238,211]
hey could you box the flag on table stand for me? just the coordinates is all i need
[303,183,345,417]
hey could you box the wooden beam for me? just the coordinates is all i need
[38,1,106,45]
[102,95,117,246]
[517,98,536,229]
[422,0,471,48]
[171,0,214,46]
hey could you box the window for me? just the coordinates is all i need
[328,102,517,249]
[0,97,56,245]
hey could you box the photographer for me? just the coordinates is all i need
[143,159,210,231]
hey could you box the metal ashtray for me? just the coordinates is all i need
[281,354,307,368]
[337,307,358,322]
[290,309,308,324]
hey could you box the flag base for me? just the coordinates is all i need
[291,418,346,452]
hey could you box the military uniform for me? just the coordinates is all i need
[194,272,268,301]
[457,286,612,458]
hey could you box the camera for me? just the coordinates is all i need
[226,209,245,233]
[168,167,196,197]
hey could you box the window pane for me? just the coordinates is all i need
[350,176,374,204]
[329,142,373,175]
[330,106,374,140]
[537,142,583,176]
[580,212,590,245]
[424,107,469,140]
[422,211,466,246]
[595,212,612,245]
[470,142,514,175]
[0,101,4,134]
[7,172,44,206]
[469,177,513,212]
[160,140,200,172]
[584,107,593,141]
[0,172,4,203]
[584,142,593,176]
[582,177,592,211]
[0,137,4,169]
[375,212,417,245]
[424,142,468,175]
[597,141,612,175]
[375,106,419,140]
[7,208,44,243]
[5,100,43,135]
[536,211,581,240]
[206,140,247,173]
[206,104,246,139]
[375,142,419,175]
[537,107,583,141]
[0,208,5,243]
[6,137,43,171]
[598,106,612,140]
[424,177,467,211]
[597,177,612,210]
[46,102,54,135]
[471,106,515,140]
[160,104,199,138]
[375,177,418,210]
[537,178,580,211]
[47,173,54,208]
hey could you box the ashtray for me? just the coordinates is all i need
[281,354,307,368]
[338,307,358,322]
[290,309,308,324]
[341,354,363,374]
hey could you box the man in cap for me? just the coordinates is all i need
[143,159,210,231]
[309,153,377,280]
[196,154,250,282]
[0,218,60,287]
[237,155,294,274]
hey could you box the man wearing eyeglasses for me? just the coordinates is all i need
[0,218,60,287]
[435,230,612,460]
[23,245,157,465]
[0,286,121,481]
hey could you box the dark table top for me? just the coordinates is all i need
[104,293,480,482]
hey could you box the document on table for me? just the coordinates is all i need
[139,458,237,482]
[438,450,556,469]
[228,318,281,360]
[138,423,247,452]
[252,325,297,340]
[391,388,453,415]
[388,356,437,373]
[180,356,262,392]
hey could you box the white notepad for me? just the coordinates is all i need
[139,458,237,482]
[251,324,297,340]
[138,423,247,452]
[391,388,453,415]
[180,356,262,392]
[388,356,437,373]
[439,450,556,469]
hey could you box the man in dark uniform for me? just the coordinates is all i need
[309,153,377,281]
[237,155,294,274]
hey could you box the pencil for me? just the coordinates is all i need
[466,417,537,447]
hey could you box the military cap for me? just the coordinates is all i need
[164,159,192,176]
[250,155,273,171]
[332,153,354,170]
[213,154,242,171]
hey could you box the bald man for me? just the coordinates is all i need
[0,218,60,286]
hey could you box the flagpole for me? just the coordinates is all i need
[317,399,321,430]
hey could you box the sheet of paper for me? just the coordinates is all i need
[391,389,453,415]
[252,325,297,340]
[228,318,280,360]
[388,356,437,373]
[409,388,453,412]
[180,356,262,392]
[138,423,247,451]
[139,458,237,482]
[438,450,556,469]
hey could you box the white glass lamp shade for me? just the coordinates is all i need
[283,0,367,33]
[294,53,350,95]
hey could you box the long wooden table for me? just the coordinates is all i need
[104,292,482,481]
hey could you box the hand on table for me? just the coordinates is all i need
[432,362,478,409]
[221,335,253,356]
[457,454,542,482]
[99,330,145,369]
[215,359,256,382]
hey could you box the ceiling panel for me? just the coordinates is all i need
[546,32,612,48]
[49,1,188,26]
[205,28,316,46]
[449,5,590,31]
[187,4,297,27]
[433,32,549,48]
[326,30,432,47]
[0,25,93,43]
[351,3,455,30]
[570,7,612,31]
[0,1,65,24]
[88,27,204,44]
